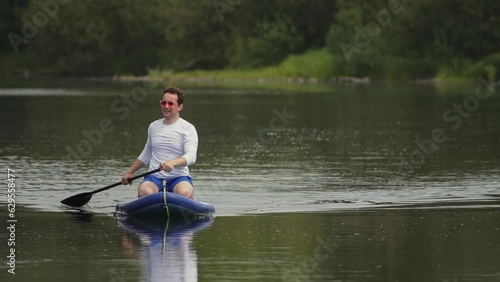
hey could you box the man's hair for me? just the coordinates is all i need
[162,86,184,105]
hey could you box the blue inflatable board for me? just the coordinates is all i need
[116,192,215,218]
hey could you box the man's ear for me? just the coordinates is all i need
[178,103,183,112]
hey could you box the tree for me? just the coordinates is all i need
[229,0,337,68]
[328,0,500,62]
[26,0,169,75]
[0,0,30,53]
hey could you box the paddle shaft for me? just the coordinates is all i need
[89,167,161,195]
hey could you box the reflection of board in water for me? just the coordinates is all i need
[115,192,215,218]
[118,216,214,281]
[119,215,215,235]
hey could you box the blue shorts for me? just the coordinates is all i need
[142,175,193,193]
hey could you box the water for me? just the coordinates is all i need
[0,77,499,281]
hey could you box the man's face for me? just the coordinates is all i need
[160,93,182,118]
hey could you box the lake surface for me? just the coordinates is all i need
[0,77,499,281]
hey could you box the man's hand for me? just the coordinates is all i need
[121,171,134,185]
[161,161,176,172]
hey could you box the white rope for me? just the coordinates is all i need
[163,179,170,221]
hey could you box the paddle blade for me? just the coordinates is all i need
[60,192,93,207]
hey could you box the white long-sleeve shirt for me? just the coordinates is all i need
[138,118,198,180]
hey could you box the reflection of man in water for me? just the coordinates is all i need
[121,225,198,281]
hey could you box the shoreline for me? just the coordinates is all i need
[2,73,497,88]
[85,74,492,86]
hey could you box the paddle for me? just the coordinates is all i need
[60,167,162,207]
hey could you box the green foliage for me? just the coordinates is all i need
[376,56,437,80]
[0,0,498,79]
[227,0,337,69]
[0,0,30,52]
[158,48,340,80]
[435,53,500,81]
[0,0,339,75]
[276,49,340,78]
[326,0,500,80]
[230,16,304,68]
[161,0,233,71]
[436,58,476,80]
[467,53,500,81]
[24,0,170,75]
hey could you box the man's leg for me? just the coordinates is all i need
[173,181,194,199]
[138,181,160,198]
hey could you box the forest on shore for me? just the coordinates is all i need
[1,0,499,81]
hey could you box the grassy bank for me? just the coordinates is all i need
[150,49,500,84]
[436,53,500,82]
[149,49,341,83]
[2,48,498,84]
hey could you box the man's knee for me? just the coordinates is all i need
[138,181,159,198]
[174,181,194,199]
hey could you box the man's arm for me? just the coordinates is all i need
[161,157,187,172]
[121,159,146,184]
[181,124,198,166]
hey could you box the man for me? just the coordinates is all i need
[121,86,198,199]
